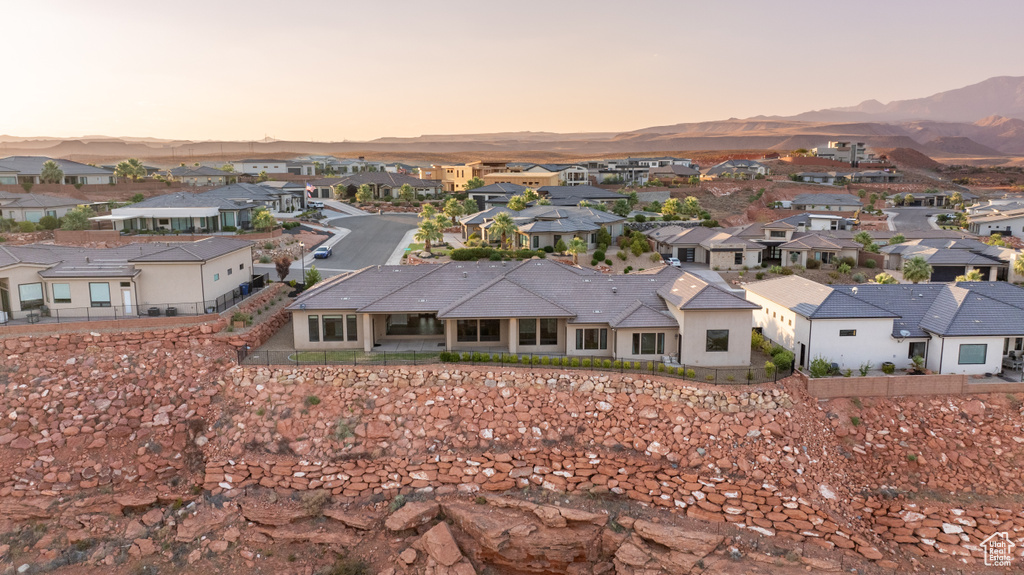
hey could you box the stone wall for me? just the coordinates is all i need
[800,371,1024,397]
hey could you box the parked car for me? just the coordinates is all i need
[668,257,681,267]
[308,201,324,209]
[313,246,332,259]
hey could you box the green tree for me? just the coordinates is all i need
[489,212,518,249]
[304,265,322,288]
[857,189,867,198]
[631,233,649,256]
[596,227,612,248]
[523,188,539,202]
[647,200,661,213]
[37,215,59,230]
[40,160,64,184]
[627,191,639,208]
[464,177,485,190]
[507,195,527,211]
[611,198,631,217]
[949,191,963,206]
[60,205,95,230]
[398,184,415,202]
[888,234,906,245]
[854,231,874,247]
[221,164,234,172]
[462,197,479,214]
[904,193,915,206]
[985,233,1009,247]
[661,198,683,217]
[874,272,898,284]
[419,203,437,220]
[414,218,442,253]
[681,196,701,217]
[687,175,700,185]
[566,237,587,265]
[355,184,374,203]
[252,208,276,232]
[902,256,933,284]
[114,158,146,181]
[256,171,270,183]
[553,238,568,253]
[443,197,465,220]
[955,269,984,282]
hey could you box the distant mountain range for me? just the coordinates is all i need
[3,76,1024,163]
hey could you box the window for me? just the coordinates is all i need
[532,236,539,249]
[456,320,477,342]
[734,252,743,265]
[706,329,729,352]
[839,329,857,337]
[240,263,245,270]
[346,314,358,342]
[519,318,537,346]
[52,283,71,304]
[814,251,835,264]
[539,318,558,346]
[479,319,500,342]
[213,273,220,281]
[89,283,111,307]
[958,344,987,365]
[769,230,786,238]
[227,267,232,276]
[322,316,345,341]
[308,315,320,342]
[18,283,44,310]
[908,341,926,359]
[575,328,607,350]
[632,333,665,355]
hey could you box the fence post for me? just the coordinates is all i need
[323,350,327,365]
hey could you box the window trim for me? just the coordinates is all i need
[308,314,320,342]
[52,283,71,304]
[706,329,729,352]
[632,332,666,355]
[322,315,345,342]
[958,343,987,365]
[18,282,44,310]
[575,328,608,350]
[88,282,111,308]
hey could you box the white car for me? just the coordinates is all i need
[668,257,681,267]
[308,201,324,209]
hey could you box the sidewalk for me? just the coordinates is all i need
[323,199,370,217]
[444,232,467,249]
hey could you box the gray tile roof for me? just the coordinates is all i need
[609,299,679,328]
[744,275,833,314]
[126,191,251,210]
[468,183,527,194]
[317,173,441,189]
[0,156,114,176]
[168,166,229,177]
[0,193,80,208]
[791,193,862,207]
[658,273,760,311]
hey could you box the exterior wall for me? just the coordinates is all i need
[182,175,230,187]
[291,309,364,351]
[937,336,1004,375]
[781,249,808,267]
[565,323,614,358]
[482,172,560,188]
[449,318,509,350]
[802,372,968,399]
[968,215,1024,235]
[706,249,760,271]
[672,308,753,367]
[43,276,136,318]
[2,204,76,222]
[805,318,903,371]
[746,291,800,350]
[512,317,566,355]
[200,248,256,303]
[232,162,288,174]
[1,264,51,312]
[133,262,206,306]
[794,203,859,212]
[614,327,676,362]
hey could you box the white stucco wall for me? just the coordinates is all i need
[936,336,1004,375]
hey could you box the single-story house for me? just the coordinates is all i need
[231,159,290,175]
[778,234,860,267]
[485,185,625,209]
[881,239,1009,281]
[168,166,233,187]
[195,183,298,213]
[0,237,253,322]
[288,260,759,366]
[461,205,625,249]
[648,164,701,182]
[94,191,258,232]
[646,225,763,270]
[967,207,1024,236]
[702,159,769,180]
[0,192,81,222]
[746,275,1024,375]
[0,156,116,185]
[790,193,862,212]
[467,183,528,209]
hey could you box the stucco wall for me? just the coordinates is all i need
[672,308,753,367]
[938,336,1004,375]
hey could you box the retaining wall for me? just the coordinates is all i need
[800,371,1024,397]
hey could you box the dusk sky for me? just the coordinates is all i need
[4,0,1023,141]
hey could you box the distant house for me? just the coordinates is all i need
[466,183,527,209]
[582,157,695,185]
[0,156,116,185]
[897,189,976,207]
[791,193,862,212]
[508,163,590,186]
[201,183,298,212]
[230,159,289,175]
[95,190,261,232]
[313,172,442,200]
[481,170,560,188]
[168,166,232,187]
[0,191,81,222]
[648,164,700,182]
[0,163,18,185]
[811,141,875,165]
[461,205,625,249]
[702,159,769,180]
[287,259,759,367]
[881,238,1009,282]
[0,237,253,322]
[967,207,1024,236]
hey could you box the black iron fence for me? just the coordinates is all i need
[0,274,269,329]
[237,348,792,386]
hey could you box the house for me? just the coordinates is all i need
[482,185,624,209]
[505,163,590,186]
[967,206,1024,236]
[294,156,386,176]
[257,181,306,207]
[778,234,859,267]
[287,259,759,366]
[0,156,116,185]
[94,191,259,232]
[646,225,763,269]
[966,198,1024,215]
[230,159,289,175]
[791,193,862,212]
[201,183,298,212]
[582,157,696,185]
[313,173,442,200]
[880,238,1009,282]
[894,189,975,207]
[702,159,769,180]
[0,237,253,322]
[811,141,874,165]
[481,170,560,188]
[0,163,18,185]
[461,205,625,249]
[167,166,233,187]
[0,192,81,222]
[648,164,700,183]
[745,274,1024,375]
[422,161,509,192]
[466,183,527,209]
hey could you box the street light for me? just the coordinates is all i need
[299,242,305,288]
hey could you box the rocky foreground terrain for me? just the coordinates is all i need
[0,333,1021,574]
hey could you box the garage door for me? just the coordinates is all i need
[931,266,964,282]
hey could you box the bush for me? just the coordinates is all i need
[837,263,852,274]
[881,362,896,375]
[650,252,662,262]
[591,259,599,266]
[222,225,237,232]
[543,245,554,253]
[37,215,59,230]
[540,356,550,365]
[764,361,776,378]
[633,214,646,223]
[612,360,622,369]
[851,273,866,283]
[593,250,605,261]
[450,247,496,260]
[865,259,877,269]
[755,272,765,280]
[772,349,794,371]
[17,221,36,233]
[263,242,275,250]
[605,259,612,265]
[570,358,579,368]
[617,251,627,261]
[259,255,271,263]
[808,357,833,378]
[805,258,821,269]
[581,358,592,368]
[838,256,856,268]
[561,356,570,367]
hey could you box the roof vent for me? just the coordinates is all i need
[463,271,467,278]
[851,287,858,295]
[612,286,618,294]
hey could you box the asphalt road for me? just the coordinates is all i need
[321,213,417,272]
[887,207,954,232]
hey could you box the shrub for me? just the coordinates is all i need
[865,259,877,269]
[37,215,59,230]
[764,361,776,378]
[581,358,592,368]
[17,221,36,233]
[561,356,570,367]
[657,363,665,372]
[633,214,646,223]
[805,258,821,269]
[593,250,606,261]
[851,273,866,283]
[838,256,856,268]
[570,358,579,368]
[472,352,483,362]
[837,263,852,274]
[808,357,833,378]
[881,362,896,375]
[591,259,599,266]
[305,395,321,406]
[685,369,696,378]
[859,362,871,376]
[650,252,662,262]
[772,349,794,371]
[755,272,765,280]
[612,360,622,369]
[263,242,275,250]
[850,416,862,427]
[617,251,627,261]
[543,245,554,253]
[222,225,237,232]
[603,359,612,369]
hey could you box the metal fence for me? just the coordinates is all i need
[237,348,792,385]
[0,274,269,329]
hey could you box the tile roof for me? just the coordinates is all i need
[314,173,441,188]
[791,193,862,207]
[658,273,760,311]
[0,156,114,176]
[0,193,80,208]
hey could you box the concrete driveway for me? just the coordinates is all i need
[886,207,954,232]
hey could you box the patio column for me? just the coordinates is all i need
[445,320,455,350]
[362,314,373,352]
[509,318,518,355]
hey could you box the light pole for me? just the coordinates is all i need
[299,242,306,288]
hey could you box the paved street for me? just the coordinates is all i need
[886,207,954,232]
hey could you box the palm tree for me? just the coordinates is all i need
[419,203,437,220]
[355,184,374,204]
[462,197,479,214]
[414,218,442,253]
[40,160,64,184]
[682,196,701,216]
[567,237,587,265]
[115,158,146,181]
[507,195,527,211]
[874,272,898,284]
[902,256,933,284]
[523,188,539,202]
[955,269,984,282]
[399,184,415,202]
[488,212,518,249]
[1015,254,1024,278]
[853,231,874,247]
[443,197,464,220]
[888,234,906,245]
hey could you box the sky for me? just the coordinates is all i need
[3,0,1023,141]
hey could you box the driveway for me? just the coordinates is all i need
[887,207,954,232]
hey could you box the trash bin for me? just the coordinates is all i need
[239,283,250,296]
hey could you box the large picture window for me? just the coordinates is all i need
[456,320,477,342]
[539,318,558,346]
[18,283,44,310]
[479,319,500,342]
[308,315,320,342]
[632,332,665,355]
[322,315,345,341]
[89,283,111,308]
[958,343,987,365]
[519,319,537,346]
[575,328,607,350]
[346,314,358,341]
[52,283,71,304]
[706,329,729,352]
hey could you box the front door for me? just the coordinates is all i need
[799,343,806,369]
[122,289,133,315]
